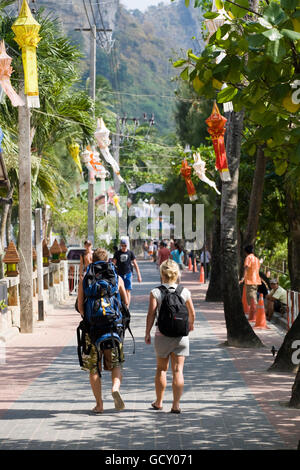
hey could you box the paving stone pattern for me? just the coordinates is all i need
[0,261,297,450]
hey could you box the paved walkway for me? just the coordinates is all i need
[0,260,299,451]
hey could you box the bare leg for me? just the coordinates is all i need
[170,354,185,411]
[126,290,131,307]
[89,371,103,412]
[154,356,169,408]
[111,366,125,410]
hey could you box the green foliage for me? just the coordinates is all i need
[173,0,300,179]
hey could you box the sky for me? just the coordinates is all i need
[120,0,169,12]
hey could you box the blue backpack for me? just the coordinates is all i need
[78,260,135,377]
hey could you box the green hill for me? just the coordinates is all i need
[32,0,204,133]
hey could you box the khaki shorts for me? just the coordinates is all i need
[81,333,124,374]
[245,284,258,304]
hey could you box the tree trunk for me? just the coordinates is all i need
[286,187,300,291]
[268,314,300,372]
[289,365,300,408]
[206,204,223,302]
[221,110,263,348]
[243,147,267,247]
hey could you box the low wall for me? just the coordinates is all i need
[0,260,69,338]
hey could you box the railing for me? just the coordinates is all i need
[286,290,300,330]
[68,261,80,296]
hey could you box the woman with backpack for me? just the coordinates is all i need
[145,259,195,414]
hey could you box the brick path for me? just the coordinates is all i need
[0,261,299,450]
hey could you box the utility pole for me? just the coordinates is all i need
[75,26,112,246]
[88,25,96,245]
[113,115,120,194]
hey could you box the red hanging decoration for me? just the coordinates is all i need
[205,101,231,182]
[180,159,198,201]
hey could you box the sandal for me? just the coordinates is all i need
[112,390,125,411]
[170,408,181,414]
[91,407,103,415]
[151,402,163,410]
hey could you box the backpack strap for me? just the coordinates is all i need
[175,285,184,296]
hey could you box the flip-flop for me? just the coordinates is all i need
[112,390,125,411]
[151,402,163,410]
[170,408,181,414]
[91,407,103,415]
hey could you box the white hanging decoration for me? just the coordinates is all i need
[206,0,233,113]
[94,117,125,184]
[193,152,221,195]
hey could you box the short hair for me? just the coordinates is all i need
[84,240,92,247]
[244,244,253,254]
[160,259,179,283]
[93,248,108,262]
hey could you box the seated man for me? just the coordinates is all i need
[266,278,287,321]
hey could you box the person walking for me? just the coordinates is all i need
[145,259,195,413]
[170,242,185,272]
[113,238,142,307]
[79,240,93,280]
[157,241,171,266]
[239,244,261,320]
[77,248,129,413]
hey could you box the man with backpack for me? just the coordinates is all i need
[77,248,130,414]
[113,238,142,307]
[145,259,195,414]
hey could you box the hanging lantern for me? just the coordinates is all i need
[68,142,83,174]
[180,159,198,201]
[59,239,68,260]
[193,152,221,195]
[0,40,24,107]
[3,241,20,277]
[12,0,41,108]
[42,239,50,266]
[95,117,125,184]
[205,101,231,182]
[50,239,61,263]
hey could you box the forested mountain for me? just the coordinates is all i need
[34,0,204,133]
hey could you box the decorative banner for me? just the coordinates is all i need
[68,141,83,174]
[180,159,198,201]
[12,0,41,108]
[0,41,24,107]
[193,152,221,195]
[205,101,231,182]
[94,117,125,184]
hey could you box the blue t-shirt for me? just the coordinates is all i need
[171,249,184,265]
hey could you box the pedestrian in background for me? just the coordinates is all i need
[113,238,142,307]
[239,245,261,319]
[79,240,93,280]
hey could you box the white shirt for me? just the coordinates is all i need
[151,283,191,336]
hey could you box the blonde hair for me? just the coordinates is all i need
[93,248,109,262]
[160,259,179,283]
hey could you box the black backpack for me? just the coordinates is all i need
[156,285,189,337]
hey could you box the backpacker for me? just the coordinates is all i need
[156,285,189,337]
[77,260,134,376]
